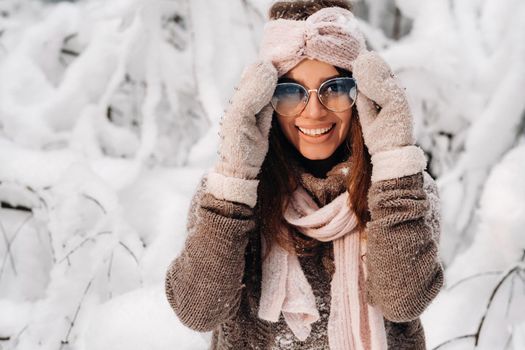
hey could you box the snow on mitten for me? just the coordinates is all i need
[206,61,278,207]
[353,51,426,182]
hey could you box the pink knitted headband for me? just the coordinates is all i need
[259,7,366,77]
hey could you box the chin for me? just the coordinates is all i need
[297,146,338,160]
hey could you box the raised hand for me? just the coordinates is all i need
[352,51,426,182]
[206,61,278,207]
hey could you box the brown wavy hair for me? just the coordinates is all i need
[257,0,372,259]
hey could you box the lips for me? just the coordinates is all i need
[296,123,335,137]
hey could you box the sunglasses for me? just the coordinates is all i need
[270,77,357,117]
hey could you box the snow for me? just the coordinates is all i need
[0,0,524,349]
[77,286,209,350]
[422,142,525,349]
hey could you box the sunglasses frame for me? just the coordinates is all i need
[271,76,358,117]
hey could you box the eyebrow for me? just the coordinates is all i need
[277,74,345,87]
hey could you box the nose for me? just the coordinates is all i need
[302,90,328,119]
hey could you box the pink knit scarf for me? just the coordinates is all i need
[258,186,388,349]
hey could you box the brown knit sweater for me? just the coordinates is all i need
[165,156,444,349]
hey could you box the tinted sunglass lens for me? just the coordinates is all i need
[271,84,307,116]
[319,78,357,112]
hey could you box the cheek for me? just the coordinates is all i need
[276,116,297,142]
[336,111,352,141]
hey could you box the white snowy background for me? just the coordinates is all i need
[0,0,524,349]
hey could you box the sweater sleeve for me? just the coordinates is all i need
[164,176,256,332]
[365,171,444,322]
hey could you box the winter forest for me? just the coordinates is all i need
[0,0,524,349]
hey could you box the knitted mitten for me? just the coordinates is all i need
[353,51,426,182]
[206,61,278,207]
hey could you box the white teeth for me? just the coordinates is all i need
[298,125,334,136]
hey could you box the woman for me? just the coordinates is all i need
[165,1,444,349]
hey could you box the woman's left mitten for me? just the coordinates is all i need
[353,51,426,182]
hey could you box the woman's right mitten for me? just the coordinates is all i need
[206,61,278,208]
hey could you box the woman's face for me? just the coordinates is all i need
[275,59,353,160]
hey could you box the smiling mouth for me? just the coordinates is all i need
[296,123,335,137]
